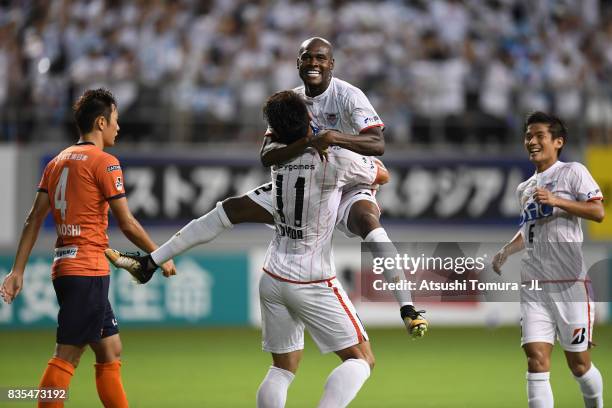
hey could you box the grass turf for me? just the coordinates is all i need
[0,326,610,407]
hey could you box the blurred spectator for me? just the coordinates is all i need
[1,0,611,146]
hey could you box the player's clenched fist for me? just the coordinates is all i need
[533,187,558,206]
[161,260,176,277]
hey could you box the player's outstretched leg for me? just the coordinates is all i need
[104,249,157,284]
[566,351,604,408]
[106,196,274,283]
[347,200,428,337]
[400,305,428,338]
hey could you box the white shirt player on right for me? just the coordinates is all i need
[493,112,605,408]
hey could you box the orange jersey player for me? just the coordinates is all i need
[40,141,126,279]
[1,89,176,408]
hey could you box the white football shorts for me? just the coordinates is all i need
[259,270,368,354]
[246,182,379,238]
[520,282,594,352]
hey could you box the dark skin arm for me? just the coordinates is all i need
[260,126,385,167]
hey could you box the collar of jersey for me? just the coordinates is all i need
[534,160,563,177]
[74,141,95,146]
[304,77,334,101]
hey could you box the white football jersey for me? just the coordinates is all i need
[293,77,384,134]
[517,161,603,281]
[265,77,384,140]
[263,146,378,282]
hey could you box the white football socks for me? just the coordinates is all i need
[151,202,233,265]
[364,228,413,306]
[318,358,371,408]
[574,364,604,408]
[256,366,295,408]
[527,372,554,408]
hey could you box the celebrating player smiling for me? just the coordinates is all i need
[493,111,604,408]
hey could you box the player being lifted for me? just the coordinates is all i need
[0,89,175,408]
[256,90,390,407]
[493,112,604,408]
[105,37,427,335]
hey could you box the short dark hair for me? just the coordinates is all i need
[524,111,567,156]
[73,88,117,135]
[263,91,310,145]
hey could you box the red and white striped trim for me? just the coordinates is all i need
[359,123,385,133]
[263,268,335,284]
[584,281,592,342]
[327,280,364,343]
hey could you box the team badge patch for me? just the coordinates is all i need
[587,189,601,199]
[115,176,123,191]
[325,112,338,126]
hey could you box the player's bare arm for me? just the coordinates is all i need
[312,126,385,156]
[260,130,326,167]
[108,197,176,277]
[533,188,605,222]
[492,230,525,275]
[0,192,50,303]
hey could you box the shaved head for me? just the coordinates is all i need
[298,37,333,57]
[297,37,334,96]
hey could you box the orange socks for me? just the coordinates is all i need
[38,357,74,408]
[95,360,129,408]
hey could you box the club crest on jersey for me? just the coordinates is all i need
[115,176,123,191]
[519,201,553,226]
[325,112,338,126]
[587,189,601,200]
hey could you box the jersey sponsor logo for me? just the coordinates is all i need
[571,327,586,345]
[519,201,553,226]
[277,164,316,171]
[115,176,123,191]
[364,115,380,125]
[361,157,375,170]
[53,246,79,261]
[106,164,121,172]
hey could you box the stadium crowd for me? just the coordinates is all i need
[1,0,611,145]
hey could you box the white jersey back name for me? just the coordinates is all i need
[263,146,377,282]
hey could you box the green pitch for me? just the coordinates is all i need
[1,326,610,407]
